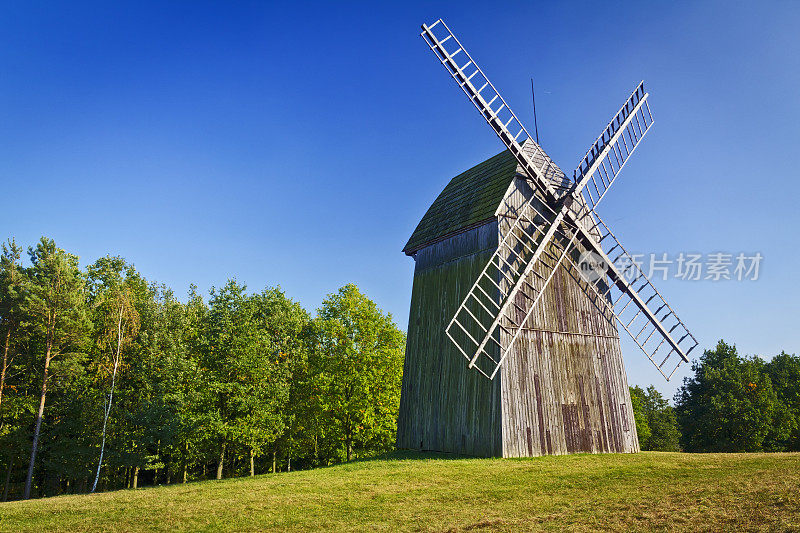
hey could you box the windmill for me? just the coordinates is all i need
[397,19,698,457]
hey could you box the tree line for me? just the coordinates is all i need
[2,236,797,502]
[630,340,800,453]
[0,237,404,501]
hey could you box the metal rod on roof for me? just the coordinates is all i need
[530,78,540,145]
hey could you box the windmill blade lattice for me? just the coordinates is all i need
[444,80,657,378]
[562,215,700,380]
[423,18,698,382]
[421,19,570,196]
[445,196,576,379]
[570,82,653,221]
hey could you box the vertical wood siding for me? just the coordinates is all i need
[497,177,639,457]
[397,222,503,457]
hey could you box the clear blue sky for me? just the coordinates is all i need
[2,2,798,399]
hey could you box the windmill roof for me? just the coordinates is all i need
[403,149,518,255]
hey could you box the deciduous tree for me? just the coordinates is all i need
[86,256,142,492]
[314,284,404,461]
[675,340,776,452]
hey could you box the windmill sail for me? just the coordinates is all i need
[568,81,653,221]
[424,18,697,382]
[421,19,570,197]
[561,215,700,380]
[444,80,657,378]
[445,194,576,378]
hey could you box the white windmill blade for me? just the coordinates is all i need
[444,82,658,379]
[561,214,700,380]
[420,19,570,199]
[424,19,697,382]
[568,81,653,223]
[445,196,578,379]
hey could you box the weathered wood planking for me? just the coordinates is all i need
[497,176,638,457]
[397,222,503,457]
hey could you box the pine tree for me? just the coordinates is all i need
[22,238,90,499]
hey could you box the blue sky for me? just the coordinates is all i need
[1,2,798,398]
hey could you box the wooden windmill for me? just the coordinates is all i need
[397,19,699,457]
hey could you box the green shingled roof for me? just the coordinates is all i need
[403,150,518,254]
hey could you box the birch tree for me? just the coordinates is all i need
[86,256,141,492]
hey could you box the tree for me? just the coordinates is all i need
[764,352,800,451]
[86,256,142,492]
[174,284,208,483]
[314,284,404,462]
[246,287,306,475]
[122,282,188,489]
[0,239,29,500]
[203,280,247,479]
[629,386,651,448]
[22,238,90,499]
[675,340,776,453]
[642,386,680,451]
[0,239,25,420]
[0,234,414,498]
[203,280,294,479]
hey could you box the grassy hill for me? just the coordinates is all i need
[1,451,799,532]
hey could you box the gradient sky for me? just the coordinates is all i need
[2,1,798,399]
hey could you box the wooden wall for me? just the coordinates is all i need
[397,221,503,457]
[497,176,639,456]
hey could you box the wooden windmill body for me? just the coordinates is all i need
[397,20,699,458]
[397,144,638,457]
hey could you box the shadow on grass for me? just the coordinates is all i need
[370,449,478,461]
[326,449,482,469]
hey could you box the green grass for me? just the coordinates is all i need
[1,451,799,532]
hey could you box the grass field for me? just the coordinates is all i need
[1,451,799,532]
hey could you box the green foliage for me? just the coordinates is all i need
[763,352,800,451]
[0,236,406,499]
[629,386,680,451]
[313,284,404,462]
[202,281,295,475]
[629,387,651,448]
[23,238,92,498]
[675,340,778,452]
[25,237,91,361]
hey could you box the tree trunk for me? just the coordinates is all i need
[92,310,125,493]
[0,326,11,417]
[249,449,255,477]
[154,440,161,485]
[24,346,51,500]
[132,466,139,489]
[183,442,189,483]
[216,443,225,480]
[346,436,352,462]
[272,448,276,473]
[2,456,13,502]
